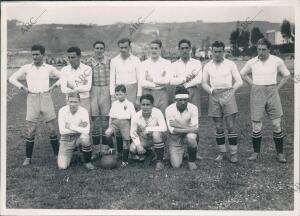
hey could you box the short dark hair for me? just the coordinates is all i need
[212,41,225,50]
[115,84,126,93]
[93,41,105,48]
[67,46,81,56]
[257,38,272,49]
[31,44,45,55]
[140,94,154,104]
[178,39,191,48]
[118,38,131,46]
[150,39,162,48]
[67,92,80,101]
[175,85,189,95]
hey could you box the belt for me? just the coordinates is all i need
[28,91,50,95]
[144,87,166,91]
[61,134,79,141]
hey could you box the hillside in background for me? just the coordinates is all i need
[7,20,281,54]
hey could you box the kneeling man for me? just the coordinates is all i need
[165,86,199,170]
[57,92,95,170]
[130,94,167,171]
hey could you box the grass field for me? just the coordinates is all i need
[5,59,295,210]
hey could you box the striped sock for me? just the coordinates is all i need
[25,136,34,158]
[216,131,226,153]
[49,135,59,156]
[92,133,100,146]
[228,133,238,145]
[273,131,284,153]
[81,145,92,163]
[154,142,165,161]
[252,131,262,153]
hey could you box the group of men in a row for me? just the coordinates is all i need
[9,37,291,171]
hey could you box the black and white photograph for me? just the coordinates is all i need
[1,1,299,215]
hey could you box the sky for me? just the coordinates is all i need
[3,1,295,25]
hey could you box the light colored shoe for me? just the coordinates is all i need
[277,153,287,163]
[188,162,197,170]
[84,162,96,170]
[230,154,238,163]
[196,154,203,160]
[214,153,225,162]
[22,158,31,166]
[155,161,164,171]
[121,161,128,168]
[248,152,259,161]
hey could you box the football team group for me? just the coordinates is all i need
[9,37,291,171]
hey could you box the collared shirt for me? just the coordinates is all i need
[109,99,136,120]
[58,105,90,135]
[110,53,141,96]
[139,57,171,90]
[60,63,92,99]
[170,58,202,88]
[165,102,198,134]
[86,56,110,86]
[241,54,290,85]
[203,58,241,89]
[130,107,167,145]
[9,63,60,93]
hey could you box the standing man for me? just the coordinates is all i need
[60,47,92,113]
[240,38,290,163]
[165,86,199,170]
[86,41,112,158]
[57,92,95,170]
[139,39,171,114]
[110,38,142,107]
[202,41,243,163]
[170,39,202,114]
[170,39,203,159]
[130,94,167,171]
[9,44,60,166]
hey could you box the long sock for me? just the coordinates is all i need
[25,136,34,158]
[82,151,92,163]
[49,135,59,156]
[92,134,100,146]
[216,131,226,153]
[122,149,129,162]
[154,142,165,161]
[187,146,197,162]
[252,131,262,153]
[116,136,123,153]
[273,131,284,153]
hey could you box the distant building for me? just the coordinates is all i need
[265,30,292,45]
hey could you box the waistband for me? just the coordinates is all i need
[60,133,80,141]
[144,87,167,91]
[28,91,50,95]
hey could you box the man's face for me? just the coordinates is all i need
[257,44,270,60]
[119,42,130,56]
[67,52,81,68]
[68,97,80,113]
[31,50,43,65]
[176,98,188,111]
[150,43,161,59]
[115,91,126,102]
[179,42,191,59]
[94,43,105,58]
[141,98,153,114]
[212,46,224,62]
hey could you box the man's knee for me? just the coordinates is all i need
[129,143,137,154]
[186,133,197,147]
[153,132,163,143]
[57,156,69,170]
[215,124,224,133]
[252,121,263,132]
[271,118,281,132]
[170,157,182,168]
[25,122,37,138]
[80,134,91,147]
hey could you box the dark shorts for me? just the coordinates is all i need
[187,86,201,117]
[250,84,283,121]
[208,88,238,118]
[142,88,169,114]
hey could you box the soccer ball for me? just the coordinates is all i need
[99,154,118,169]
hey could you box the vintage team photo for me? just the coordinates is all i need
[1,1,298,215]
